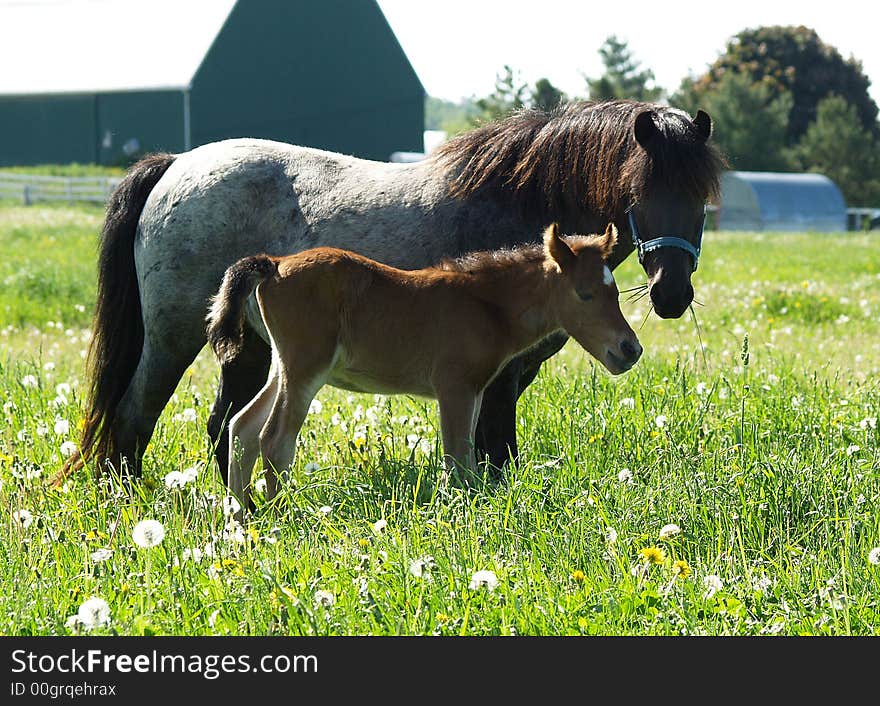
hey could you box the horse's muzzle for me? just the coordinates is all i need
[650,281,694,319]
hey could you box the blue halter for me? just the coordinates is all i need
[627,206,706,272]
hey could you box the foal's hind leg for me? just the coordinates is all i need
[259,372,327,502]
[227,362,279,513]
[207,327,271,486]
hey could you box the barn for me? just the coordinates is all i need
[717,171,847,232]
[0,0,424,167]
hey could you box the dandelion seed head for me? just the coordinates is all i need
[869,548,880,566]
[76,596,111,630]
[659,523,681,540]
[12,508,33,529]
[221,496,241,517]
[314,589,336,607]
[90,548,113,563]
[468,569,499,591]
[409,555,435,579]
[132,519,165,548]
[703,574,723,598]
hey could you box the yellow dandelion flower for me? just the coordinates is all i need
[435,613,450,624]
[358,538,370,549]
[571,570,586,583]
[639,546,666,565]
[672,560,691,578]
[577,617,589,630]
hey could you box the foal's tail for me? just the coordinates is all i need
[51,152,176,486]
[207,255,279,365]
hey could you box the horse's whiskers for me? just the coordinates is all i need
[627,289,651,304]
[619,284,648,294]
[689,304,709,369]
[639,305,653,330]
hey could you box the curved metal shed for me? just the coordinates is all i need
[718,171,847,232]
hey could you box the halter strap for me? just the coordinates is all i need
[627,206,705,272]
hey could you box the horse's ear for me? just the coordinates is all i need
[634,110,659,148]
[693,109,712,142]
[543,222,576,273]
[599,223,618,258]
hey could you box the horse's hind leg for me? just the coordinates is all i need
[207,327,271,486]
[112,336,203,477]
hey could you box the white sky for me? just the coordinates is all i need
[376,0,880,106]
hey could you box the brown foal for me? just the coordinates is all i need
[207,223,642,511]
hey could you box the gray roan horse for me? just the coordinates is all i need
[56,99,723,486]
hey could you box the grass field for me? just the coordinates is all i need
[0,202,878,636]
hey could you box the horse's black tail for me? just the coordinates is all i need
[207,255,279,365]
[52,153,176,486]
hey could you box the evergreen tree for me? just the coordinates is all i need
[585,35,662,102]
[531,78,566,113]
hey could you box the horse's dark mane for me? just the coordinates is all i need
[436,235,599,274]
[432,100,725,220]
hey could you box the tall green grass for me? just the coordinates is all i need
[0,204,877,635]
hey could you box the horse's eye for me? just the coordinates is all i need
[577,291,593,301]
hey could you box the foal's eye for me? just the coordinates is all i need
[577,291,593,301]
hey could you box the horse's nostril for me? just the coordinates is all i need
[620,339,637,359]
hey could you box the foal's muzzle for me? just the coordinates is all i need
[606,338,643,374]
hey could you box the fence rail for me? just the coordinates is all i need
[0,172,122,204]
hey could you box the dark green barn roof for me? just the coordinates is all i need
[0,0,424,166]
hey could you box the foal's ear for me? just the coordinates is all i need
[634,110,659,148]
[543,222,576,273]
[598,223,618,258]
[693,109,712,142]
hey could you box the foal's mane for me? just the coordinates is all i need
[432,100,725,219]
[436,235,600,275]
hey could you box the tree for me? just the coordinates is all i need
[675,26,878,144]
[585,35,662,102]
[791,95,880,206]
[677,71,793,171]
[468,69,566,126]
[530,78,566,113]
[472,65,528,124]
[425,96,479,136]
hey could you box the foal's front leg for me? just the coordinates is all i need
[436,386,480,482]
